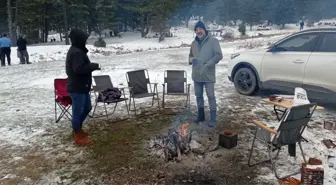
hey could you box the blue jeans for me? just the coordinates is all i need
[194,82,216,111]
[69,93,92,132]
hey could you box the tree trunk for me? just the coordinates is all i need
[62,0,70,45]
[7,0,13,39]
[43,3,49,43]
[12,0,19,45]
[59,30,62,42]
[141,13,150,37]
[185,15,190,28]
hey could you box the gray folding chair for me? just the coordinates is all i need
[126,69,160,115]
[91,75,129,120]
[248,103,317,179]
[162,70,191,110]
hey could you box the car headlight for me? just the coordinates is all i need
[231,53,240,59]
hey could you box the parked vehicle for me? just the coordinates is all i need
[256,25,271,31]
[228,28,336,102]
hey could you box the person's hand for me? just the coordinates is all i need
[189,57,193,64]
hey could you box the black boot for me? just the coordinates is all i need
[194,108,205,123]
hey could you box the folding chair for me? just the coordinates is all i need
[247,103,317,179]
[126,69,160,115]
[54,78,72,123]
[162,70,191,110]
[91,75,129,120]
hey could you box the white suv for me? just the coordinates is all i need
[228,28,336,102]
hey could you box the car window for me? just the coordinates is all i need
[276,33,319,52]
[318,33,336,52]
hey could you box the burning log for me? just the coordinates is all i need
[154,122,192,162]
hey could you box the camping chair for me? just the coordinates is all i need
[247,103,317,179]
[126,69,160,115]
[91,75,129,120]
[162,70,191,110]
[54,78,72,123]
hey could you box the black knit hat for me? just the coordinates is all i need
[194,21,207,31]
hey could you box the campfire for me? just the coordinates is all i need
[148,113,220,162]
[163,122,192,162]
[149,115,194,162]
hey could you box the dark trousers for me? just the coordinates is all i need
[69,93,92,132]
[18,50,29,64]
[1,47,11,66]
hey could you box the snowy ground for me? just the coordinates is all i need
[1,25,336,184]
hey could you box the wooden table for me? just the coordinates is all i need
[262,98,324,121]
[262,98,324,157]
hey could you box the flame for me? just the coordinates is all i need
[179,122,190,137]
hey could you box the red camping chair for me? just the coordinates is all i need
[54,78,72,123]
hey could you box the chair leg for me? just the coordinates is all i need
[269,146,300,179]
[248,129,258,167]
[156,93,160,111]
[90,99,99,118]
[151,93,155,107]
[185,95,188,108]
[63,106,72,121]
[132,97,137,115]
[299,142,307,163]
[103,103,109,120]
[125,99,130,115]
[55,101,57,123]
[188,94,191,113]
[162,93,165,109]
[155,85,160,111]
[248,129,281,167]
[56,104,72,123]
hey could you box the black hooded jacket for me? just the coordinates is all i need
[65,29,99,94]
[16,37,27,51]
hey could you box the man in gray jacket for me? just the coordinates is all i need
[189,21,223,127]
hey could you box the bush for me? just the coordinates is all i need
[238,23,246,36]
[94,37,106,48]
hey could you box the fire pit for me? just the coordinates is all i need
[149,121,193,162]
[164,122,192,162]
[149,113,198,162]
[148,114,219,162]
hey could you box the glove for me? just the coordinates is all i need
[191,58,198,65]
[97,63,101,70]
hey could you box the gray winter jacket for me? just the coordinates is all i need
[189,34,223,83]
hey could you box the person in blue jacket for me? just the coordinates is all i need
[0,34,12,66]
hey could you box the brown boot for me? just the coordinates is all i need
[72,129,89,138]
[73,132,93,146]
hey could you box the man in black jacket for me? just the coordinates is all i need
[66,29,100,146]
[16,35,31,64]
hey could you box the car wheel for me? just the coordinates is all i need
[233,67,257,95]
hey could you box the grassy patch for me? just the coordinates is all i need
[86,113,172,174]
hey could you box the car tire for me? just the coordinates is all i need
[233,67,257,95]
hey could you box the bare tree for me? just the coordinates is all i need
[7,0,13,38]
[62,0,70,45]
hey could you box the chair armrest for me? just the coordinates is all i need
[118,86,132,90]
[253,120,277,134]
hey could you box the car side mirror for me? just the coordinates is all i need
[269,45,283,53]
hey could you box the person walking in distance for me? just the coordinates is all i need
[0,34,12,66]
[66,29,101,146]
[189,21,223,127]
[16,35,31,64]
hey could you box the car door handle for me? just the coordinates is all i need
[292,59,304,64]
